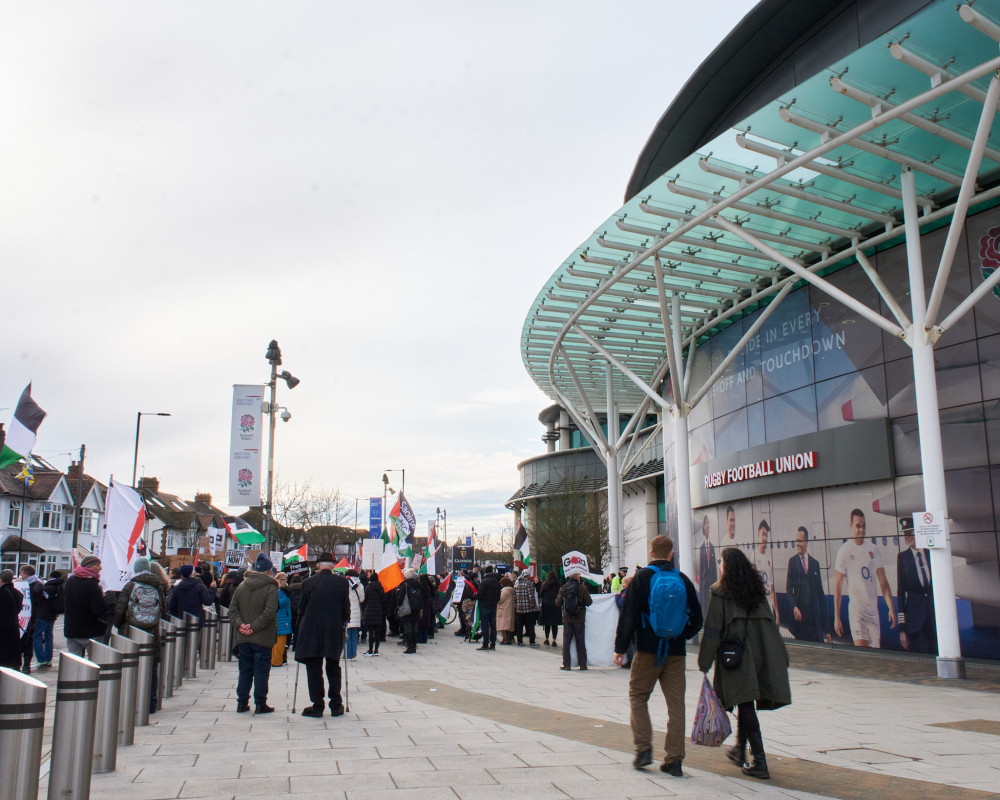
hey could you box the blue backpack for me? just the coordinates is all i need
[644,565,689,665]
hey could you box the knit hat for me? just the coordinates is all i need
[403,568,416,579]
[179,564,194,578]
[133,557,151,574]
[81,556,101,569]
[254,553,273,573]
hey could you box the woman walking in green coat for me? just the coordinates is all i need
[698,547,791,780]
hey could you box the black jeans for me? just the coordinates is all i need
[515,612,537,644]
[402,616,419,650]
[365,624,381,653]
[236,643,271,705]
[480,607,497,646]
[302,656,342,710]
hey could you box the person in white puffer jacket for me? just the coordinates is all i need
[345,570,366,660]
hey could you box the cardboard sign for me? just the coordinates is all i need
[225,549,247,568]
[286,561,310,578]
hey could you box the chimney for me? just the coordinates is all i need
[195,492,212,506]
[67,461,82,480]
[137,477,159,493]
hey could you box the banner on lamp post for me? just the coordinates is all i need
[229,384,264,507]
[369,497,382,538]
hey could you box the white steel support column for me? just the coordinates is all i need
[901,168,965,679]
[606,365,623,572]
[669,294,694,579]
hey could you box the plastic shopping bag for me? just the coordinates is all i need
[690,674,732,747]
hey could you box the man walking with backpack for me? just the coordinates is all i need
[114,557,167,714]
[613,535,702,777]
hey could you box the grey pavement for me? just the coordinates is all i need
[22,624,1000,799]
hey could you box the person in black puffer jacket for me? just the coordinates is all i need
[476,566,502,650]
[168,564,217,627]
[361,574,386,655]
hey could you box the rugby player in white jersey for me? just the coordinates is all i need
[752,519,780,627]
[833,508,896,647]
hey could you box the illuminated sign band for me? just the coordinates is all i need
[704,451,817,489]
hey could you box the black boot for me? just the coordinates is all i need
[741,731,769,779]
[726,721,746,766]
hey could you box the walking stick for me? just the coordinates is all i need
[343,626,350,713]
[291,660,301,712]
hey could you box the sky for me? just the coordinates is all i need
[1,0,758,545]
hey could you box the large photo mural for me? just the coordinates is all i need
[665,208,1000,661]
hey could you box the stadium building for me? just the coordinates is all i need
[512,0,1000,674]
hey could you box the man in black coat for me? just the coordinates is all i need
[476,566,501,650]
[296,553,350,717]
[64,556,107,658]
[785,526,831,643]
[168,564,217,627]
[0,569,23,669]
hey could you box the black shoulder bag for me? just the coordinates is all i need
[719,610,748,670]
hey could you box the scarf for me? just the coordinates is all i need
[73,566,101,580]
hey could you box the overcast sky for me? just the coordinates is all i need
[1,0,757,544]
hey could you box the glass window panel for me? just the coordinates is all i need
[885,341,983,418]
[687,348,715,429]
[978,333,1000,401]
[893,404,987,475]
[709,323,748,417]
[811,266,885,381]
[764,385,817,442]
[743,309,764,405]
[713,407,749,457]
[760,291,816,399]
[816,366,888,430]
[967,210,1000,339]
[690,421,715,466]
[748,402,765,448]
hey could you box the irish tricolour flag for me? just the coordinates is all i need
[0,384,46,469]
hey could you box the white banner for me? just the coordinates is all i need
[99,480,147,591]
[565,593,619,668]
[14,579,31,638]
[229,384,264,507]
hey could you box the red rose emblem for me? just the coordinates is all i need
[978,226,1000,299]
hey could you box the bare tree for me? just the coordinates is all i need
[271,479,357,551]
[529,484,609,574]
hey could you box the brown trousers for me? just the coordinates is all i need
[628,650,686,763]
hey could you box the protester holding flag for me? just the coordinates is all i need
[362,573,387,656]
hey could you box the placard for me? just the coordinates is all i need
[915,510,948,549]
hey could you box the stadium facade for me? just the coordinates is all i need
[512,0,1000,673]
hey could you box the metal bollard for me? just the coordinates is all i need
[0,667,47,800]
[110,633,138,746]
[207,609,218,670]
[129,627,156,727]
[89,640,123,774]
[218,606,232,662]
[199,610,214,670]
[184,612,199,679]
[47,652,100,800]
[169,616,185,689]
[160,618,176,701]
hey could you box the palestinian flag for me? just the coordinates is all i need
[0,384,46,469]
[436,572,453,624]
[283,543,309,567]
[470,600,481,639]
[513,520,531,570]
[334,557,351,573]
[222,515,266,545]
[388,493,416,545]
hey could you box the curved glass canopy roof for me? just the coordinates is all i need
[522,0,1000,414]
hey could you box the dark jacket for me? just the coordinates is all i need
[0,583,22,669]
[614,560,703,657]
[539,578,561,627]
[295,569,350,660]
[63,573,107,640]
[395,577,422,620]
[556,576,592,623]
[477,572,501,610]
[361,578,386,627]
[698,587,791,711]
[230,571,279,647]
[897,547,935,640]
[786,552,829,642]
[114,572,168,661]
[168,577,216,625]
[35,575,65,622]
[217,571,243,609]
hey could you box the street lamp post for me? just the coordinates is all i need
[132,412,171,487]
[383,468,405,495]
[381,474,396,533]
[263,340,300,553]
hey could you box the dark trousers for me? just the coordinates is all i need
[402,616,418,650]
[365,625,381,653]
[236,643,272,705]
[33,619,53,664]
[543,623,559,642]
[302,656,342,710]
[515,611,537,644]
[20,622,34,671]
[481,607,497,646]
[562,621,586,668]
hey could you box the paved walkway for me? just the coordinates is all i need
[24,626,1000,799]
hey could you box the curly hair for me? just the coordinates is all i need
[718,547,766,610]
